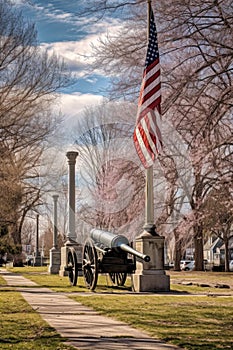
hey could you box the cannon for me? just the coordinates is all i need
[65,229,150,291]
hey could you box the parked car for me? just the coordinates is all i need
[229,260,233,272]
[180,260,195,271]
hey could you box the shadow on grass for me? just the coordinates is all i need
[0,331,68,345]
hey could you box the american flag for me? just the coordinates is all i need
[133,5,162,169]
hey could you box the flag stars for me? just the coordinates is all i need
[145,11,159,66]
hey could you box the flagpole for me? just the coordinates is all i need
[147,0,151,34]
[132,0,170,293]
[143,0,158,236]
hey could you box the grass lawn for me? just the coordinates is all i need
[0,274,76,350]
[1,267,233,350]
[71,293,233,350]
[6,266,133,293]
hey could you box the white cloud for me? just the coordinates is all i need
[47,92,105,156]
[47,11,72,20]
[55,92,104,124]
[40,36,98,76]
[31,1,75,23]
[40,19,123,77]
[11,0,28,4]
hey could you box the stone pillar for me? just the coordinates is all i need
[59,151,78,276]
[66,151,79,243]
[48,195,61,274]
[34,214,41,266]
[53,195,59,249]
[132,232,170,292]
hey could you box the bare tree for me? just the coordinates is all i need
[0,1,70,253]
[204,181,233,271]
[69,101,145,240]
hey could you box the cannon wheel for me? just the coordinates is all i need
[82,239,98,291]
[109,272,127,286]
[67,248,78,286]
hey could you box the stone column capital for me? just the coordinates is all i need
[66,151,79,164]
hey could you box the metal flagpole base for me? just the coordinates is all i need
[142,223,159,236]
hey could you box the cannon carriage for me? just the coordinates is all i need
[65,229,150,291]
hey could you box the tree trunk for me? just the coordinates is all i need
[224,236,229,272]
[10,223,21,246]
[193,223,204,270]
[174,229,182,271]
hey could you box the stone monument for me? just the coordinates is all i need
[59,151,80,276]
[48,194,61,274]
[132,167,170,292]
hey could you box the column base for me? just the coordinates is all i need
[132,272,170,292]
[132,232,170,292]
[59,246,70,276]
[48,248,61,274]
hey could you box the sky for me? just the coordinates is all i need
[14,0,123,124]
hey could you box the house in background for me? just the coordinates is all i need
[203,235,233,270]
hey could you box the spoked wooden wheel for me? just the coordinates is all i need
[67,248,78,286]
[82,239,98,291]
[109,272,127,286]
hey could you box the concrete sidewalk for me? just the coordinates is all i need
[1,269,182,350]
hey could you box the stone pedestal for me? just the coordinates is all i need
[48,248,61,274]
[132,232,170,292]
[59,242,82,277]
[48,194,60,274]
[59,245,70,277]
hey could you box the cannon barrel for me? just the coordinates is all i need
[90,229,150,262]
[118,243,150,262]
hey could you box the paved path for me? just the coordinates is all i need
[1,270,182,350]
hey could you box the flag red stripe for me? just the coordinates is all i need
[139,66,160,97]
[144,114,159,153]
[142,68,160,88]
[145,114,159,153]
[138,98,161,121]
[139,83,161,106]
[133,130,148,167]
[143,58,160,75]
[138,123,154,159]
